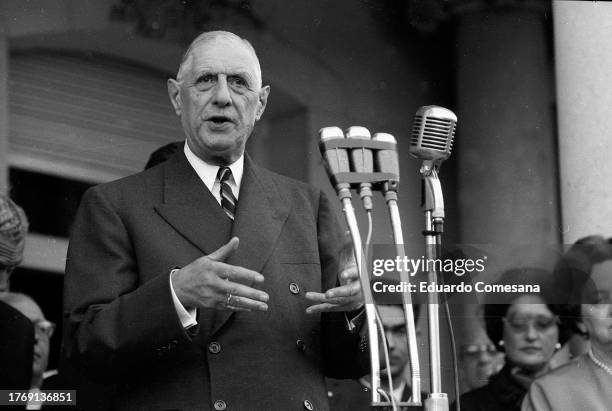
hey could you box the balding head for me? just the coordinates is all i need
[167,30,270,165]
[176,31,263,89]
[0,292,43,321]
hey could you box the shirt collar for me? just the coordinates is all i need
[183,142,244,195]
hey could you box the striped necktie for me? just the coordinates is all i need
[218,166,236,220]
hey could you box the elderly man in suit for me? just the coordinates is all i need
[63,31,366,410]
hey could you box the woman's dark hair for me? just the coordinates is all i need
[483,267,569,350]
[552,235,612,336]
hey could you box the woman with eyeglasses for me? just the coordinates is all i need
[523,236,612,410]
[458,267,568,411]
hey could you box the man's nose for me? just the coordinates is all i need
[524,323,539,340]
[476,350,493,364]
[385,331,396,349]
[212,76,232,107]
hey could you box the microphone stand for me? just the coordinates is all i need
[383,182,422,406]
[335,183,382,404]
[419,162,449,411]
[319,134,423,409]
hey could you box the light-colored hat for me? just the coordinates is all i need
[0,195,28,267]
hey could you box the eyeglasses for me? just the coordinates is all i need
[460,344,498,358]
[502,315,559,333]
[33,320,55,338]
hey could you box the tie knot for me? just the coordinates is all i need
[218,166,232,184]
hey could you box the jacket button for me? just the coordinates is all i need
[213,400,227,410]
[289,282,300,294]
[303,399,314,410]
[209,341,221,354]
[296,339,306,352]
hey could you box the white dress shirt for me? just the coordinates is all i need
[169,142,245,328]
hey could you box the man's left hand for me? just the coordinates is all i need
[305,264,364,314]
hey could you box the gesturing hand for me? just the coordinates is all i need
[305,263,364,314]
[171,237,269,312]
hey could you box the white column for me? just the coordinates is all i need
[553,1,612,243]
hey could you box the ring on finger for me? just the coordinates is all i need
[226,293,233,306]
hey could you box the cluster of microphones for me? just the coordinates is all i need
[318,105,458,409]
[318,105,457,205]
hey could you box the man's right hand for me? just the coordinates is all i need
[171,237,269,312]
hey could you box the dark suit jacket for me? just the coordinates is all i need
[62,152,365,410]
[326,378,424,411]
[458,365,526,411]
[0,301,34,390]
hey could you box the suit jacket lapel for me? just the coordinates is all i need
[154,152,232,256]
[211,154,291,336]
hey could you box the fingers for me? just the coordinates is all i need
[304,290,363,314]
[216,261,265,284]
[207,237,240,262]
[325,281,361,299]
[304,290,356,306]
[219,281,269,312]
[304,300,363,314]
[338,265,359,284]
[305,302,338,314]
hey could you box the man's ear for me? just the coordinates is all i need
[167,79,182,116]
[255,85,270,122]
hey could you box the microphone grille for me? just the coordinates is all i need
[411,106,457,158]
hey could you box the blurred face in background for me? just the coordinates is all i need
[502,295,559,372]
[379,305,410,380]
[459,341,504,392]
[580,260,612,351]
[10,296,53,387]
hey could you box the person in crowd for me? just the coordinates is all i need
[62,30,366,410]
[0,300,34,390]
[327,304,422,411]
[0,292,58,409]
[458,267,568,411]
[523,235,612,410]
[458,315,504,394]
[0,195,33,392]
[0,194,29,293]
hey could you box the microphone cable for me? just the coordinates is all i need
[374,306,400,411]
[442,275,461,411]
[365,209,399,411]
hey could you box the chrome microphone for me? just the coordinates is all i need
[410,105,457,171]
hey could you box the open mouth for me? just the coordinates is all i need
[206,116,232,124]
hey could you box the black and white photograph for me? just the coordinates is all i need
[0,0,611,410]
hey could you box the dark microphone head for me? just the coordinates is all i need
[410,105,457,164]
[319,126,350,175]
[345,126,373,173]
[372,132,398,175]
